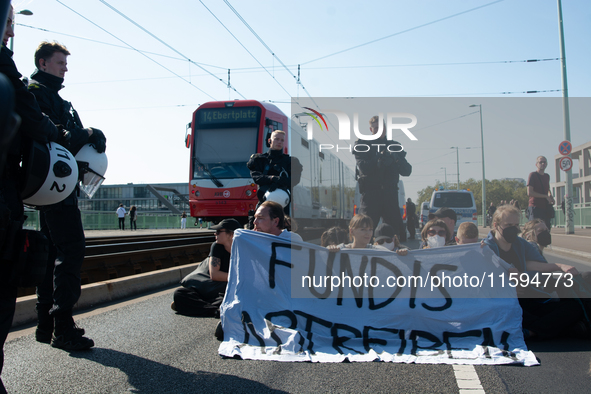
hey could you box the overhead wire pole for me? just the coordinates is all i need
[451,147,460,189]
[470,104,486,224]
[223,0,321,112]
[557,0,574,235]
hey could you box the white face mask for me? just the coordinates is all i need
[427,235,446,248]
[381,241,395,251]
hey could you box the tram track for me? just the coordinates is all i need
[17,232,215,297]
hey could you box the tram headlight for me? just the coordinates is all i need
[246,190,252,196]
[195,190,200,197]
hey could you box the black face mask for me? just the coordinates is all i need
[537,230,552,247]
[501,226,519,244]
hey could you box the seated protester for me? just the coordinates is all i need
[428,207,457,245]
[216,202,299,341]
[326,215,407,255]
[455,222,480,245]
[420,218,452,249]
[327,214,386,251]
[373,223,408,255]
[482,204,586,340]
[522,218,551,255]
[171,218,241,317]
[320,226,349,247]
[253,201,303,242]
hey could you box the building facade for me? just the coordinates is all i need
[79,183,190,214]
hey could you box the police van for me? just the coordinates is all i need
[428,189,478,232]
[419,202,430,229]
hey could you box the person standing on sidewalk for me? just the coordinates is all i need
[116,204,126,230]
[527,156,555,230]
[180,211,187,229]
[129,205,137,230]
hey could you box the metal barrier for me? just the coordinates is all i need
[23,210,206,231]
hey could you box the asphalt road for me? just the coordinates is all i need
[4,255,591,394]
[4,235,591,393]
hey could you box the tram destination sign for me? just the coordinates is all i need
[198,107,260,126]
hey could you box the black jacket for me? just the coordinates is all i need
[0,46,59,163]
[247,149,302,193]
[28,70,89,155]
[354,138,412,194]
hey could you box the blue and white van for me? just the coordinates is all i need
[429,189,478,232]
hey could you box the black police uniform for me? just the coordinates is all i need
[28,69,104,348]
[247,148,302,215]
[0,45,60,391]
[354,137,412,239]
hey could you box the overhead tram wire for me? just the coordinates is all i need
[301,0,505,65]
[408,89,562,96]
[222,0,321,111]
[197,0,292,98]
[15,23,227,69]
[98,0,246,100]
[54,0,217,100]
[16,22,558,75]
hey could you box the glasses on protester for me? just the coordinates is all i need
[376,238,393,245]
[427,229,446,237]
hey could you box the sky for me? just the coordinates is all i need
[7,0,591,202]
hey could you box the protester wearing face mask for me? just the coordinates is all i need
[481,204,589,340]
[420,219,451,249]
[374,223,408,256]
[483,205,576,275]
[522,219,552,255]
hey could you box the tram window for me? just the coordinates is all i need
[193,127,257,179]
[319,152,325,160]
[301,138,309,149]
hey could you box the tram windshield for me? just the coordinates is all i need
[192,127,257,179]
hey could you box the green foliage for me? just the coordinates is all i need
[416,178,528,216]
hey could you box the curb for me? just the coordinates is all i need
[12,262,199,328]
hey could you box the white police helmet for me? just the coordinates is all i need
[22,141,79,206]
[264,188,290,208]
[75,143,108,199]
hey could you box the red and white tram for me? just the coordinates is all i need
[185,99,359,228]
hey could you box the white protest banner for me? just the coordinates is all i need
[218,230,538,366]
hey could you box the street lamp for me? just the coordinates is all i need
[450,147,459,190]
[440,167,447,190]
[9,9,33,52]
[470,104,486,225]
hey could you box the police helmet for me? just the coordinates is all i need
[22,141,79,206]
[264,188,290,208]
[75,143,108,199]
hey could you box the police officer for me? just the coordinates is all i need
[28,41,106,351]
[1,6,64,389]
[247,130,302,218]
[354,116,412,239]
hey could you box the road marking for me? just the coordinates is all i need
[453,365,485,393]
